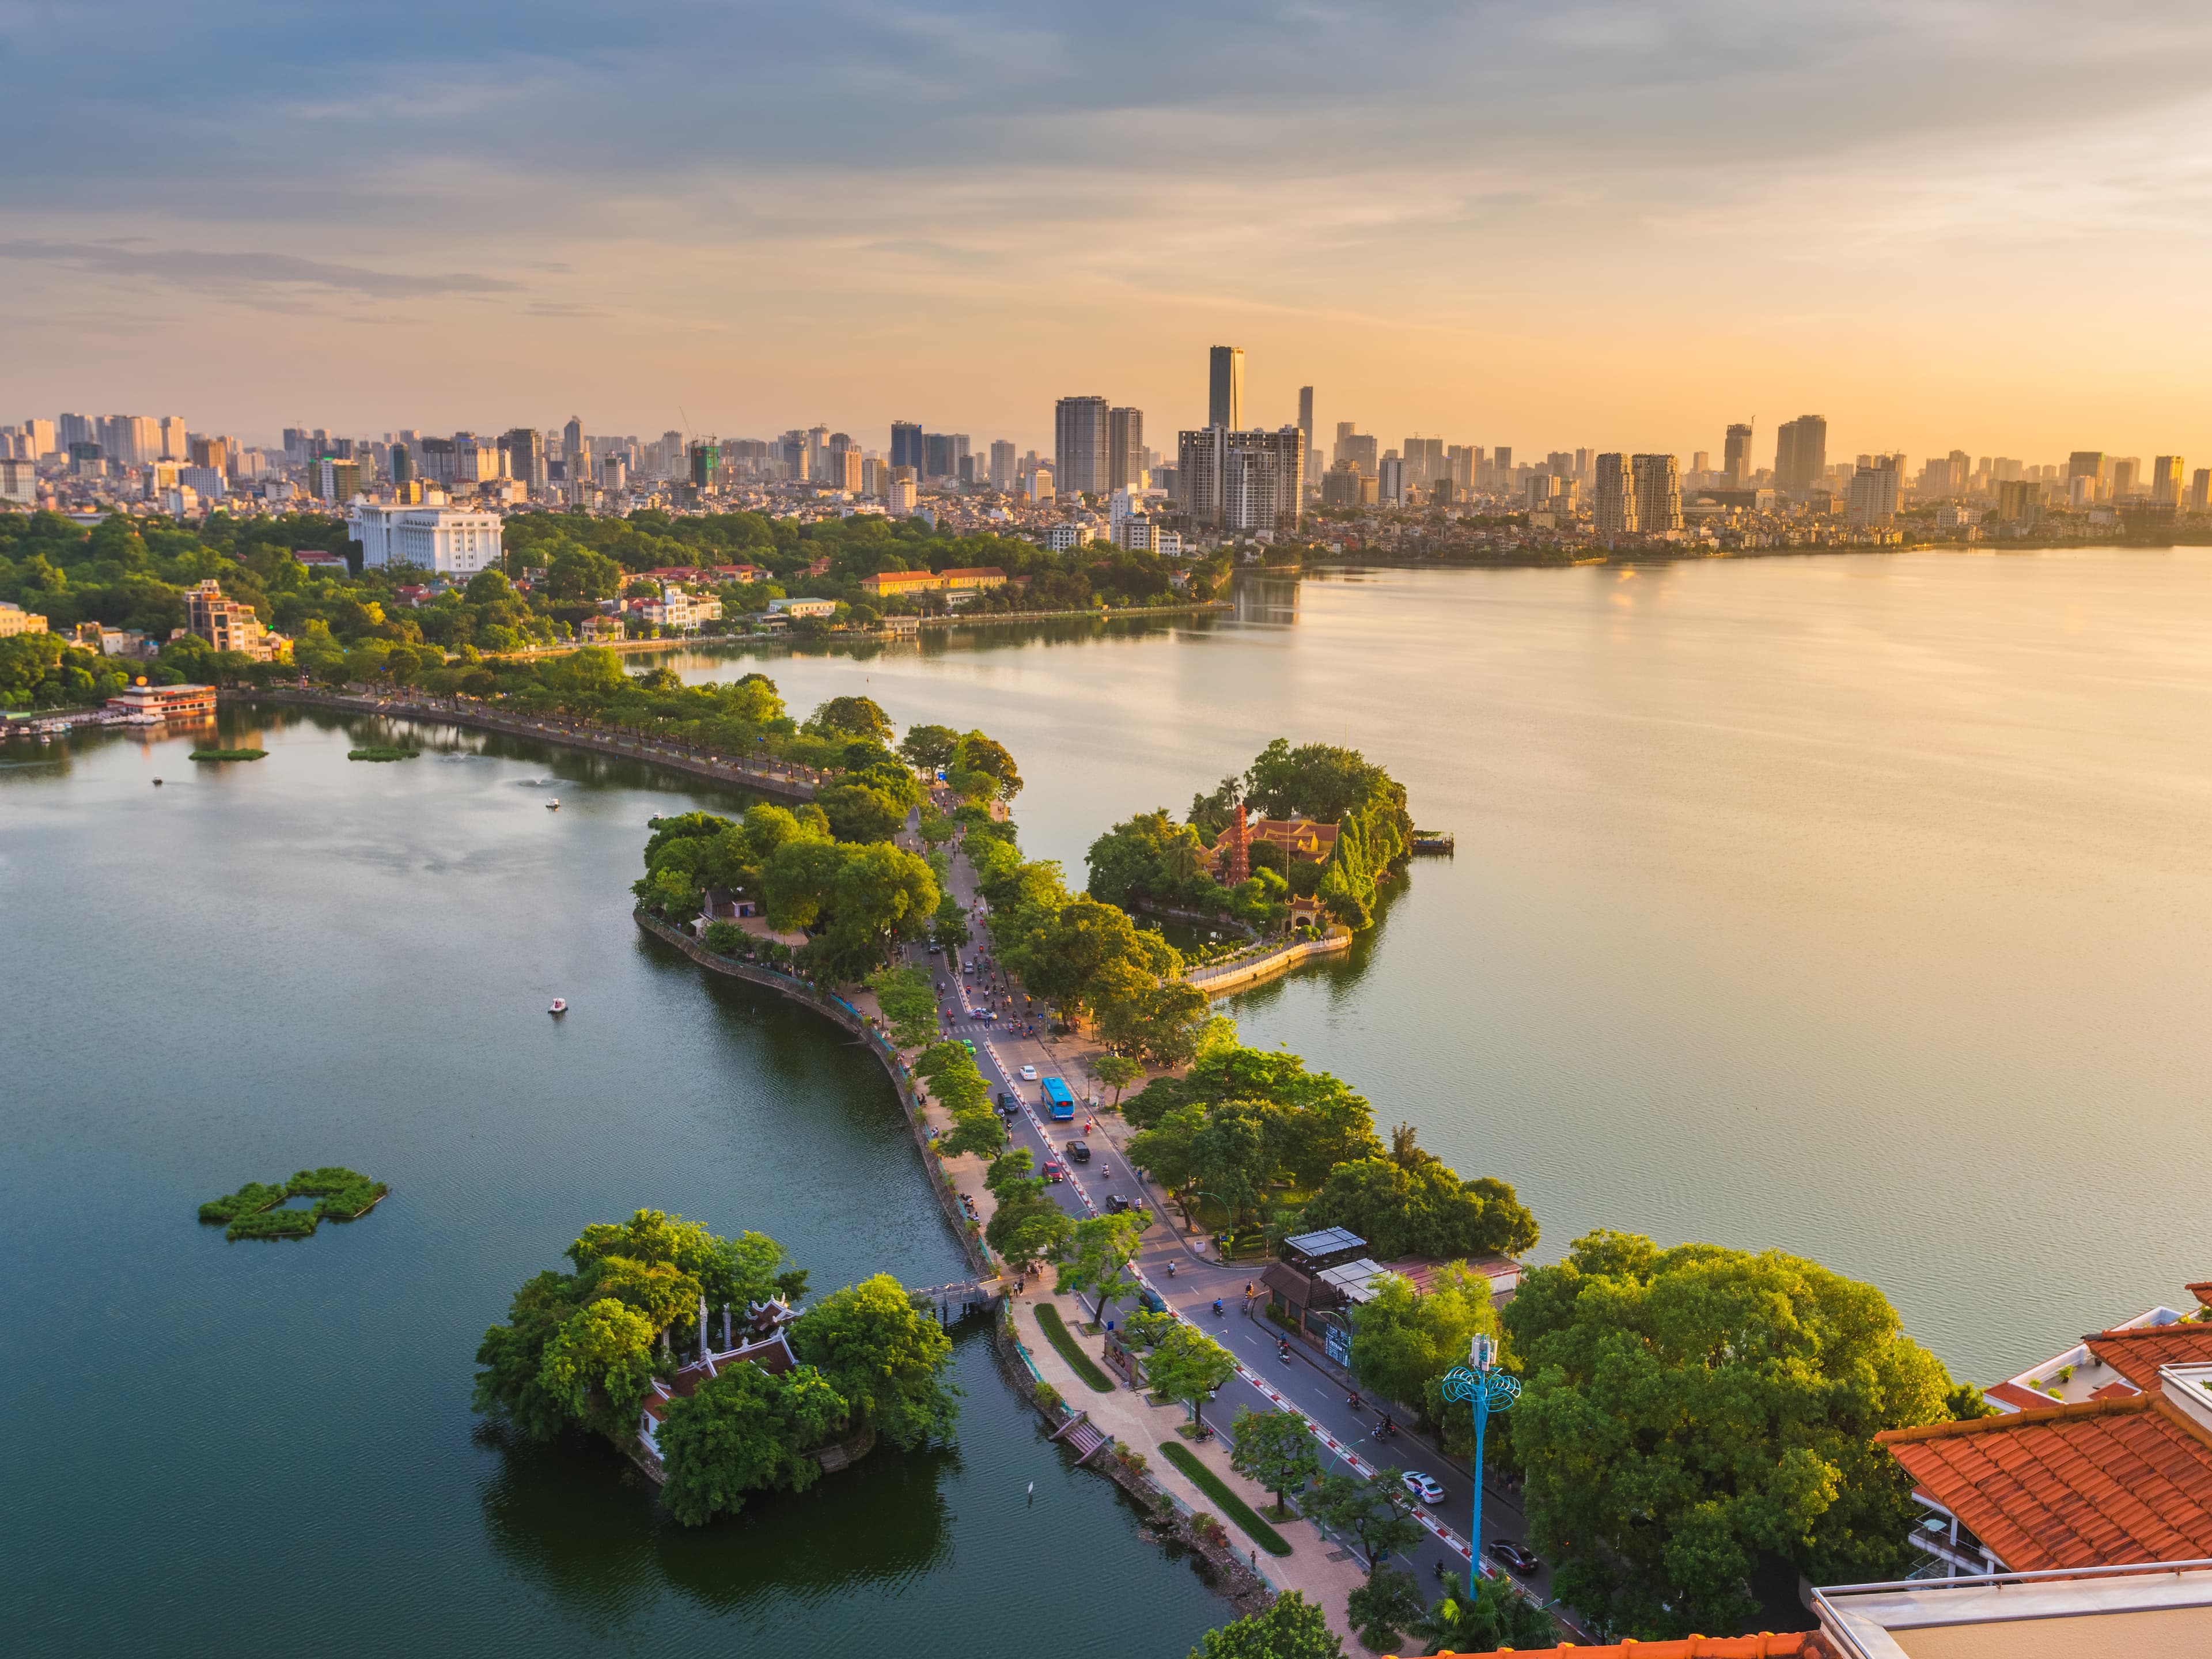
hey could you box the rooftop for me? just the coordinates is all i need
[1815,1560,2212,1659]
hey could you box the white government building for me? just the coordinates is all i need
[346,499,504,573]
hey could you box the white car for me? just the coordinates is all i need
[1020,1065,1038,1082]
[1402,1471,1446,1507]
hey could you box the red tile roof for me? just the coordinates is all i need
[1878,1393,2212,1572]
[1415,1634,1825,1658]
[2086,1319,2212,1389]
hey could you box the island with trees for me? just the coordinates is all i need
[472,1209,957,1524]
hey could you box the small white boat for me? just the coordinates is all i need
[550,998,568,1016]
[545,797,560,810]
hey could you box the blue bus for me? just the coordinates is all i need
[1041,1077,1077,1120]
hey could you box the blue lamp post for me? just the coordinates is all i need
[1438,1332,1520,1601]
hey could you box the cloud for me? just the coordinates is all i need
[0,240,521,300]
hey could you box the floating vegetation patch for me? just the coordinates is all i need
[188,748,267,762]
[198,1167,390,1241]
[348,746,421,762]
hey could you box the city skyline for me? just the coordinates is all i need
[9,5,2212,459]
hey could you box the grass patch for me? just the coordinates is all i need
[348,745,421,762]
[198,1167,388,1240]
[188,748,267,762]
[1158,1440,1294,1556]
[198,1180,289,1225]
[227,1208,321,1241]
[1034,1301,1115,1393]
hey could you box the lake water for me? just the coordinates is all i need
[669,551,2212,1380]
[0,717,1227,1657]
[10,548,2212,1653]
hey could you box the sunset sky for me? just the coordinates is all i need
[9,1,2212,464]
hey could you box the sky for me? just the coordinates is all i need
[9,0,2212,465]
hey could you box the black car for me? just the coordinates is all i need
[1065,1139,1090,1164]
[1104,1194,1130,1213]
[1487,1540,1541,1576]
[996,1092,1015,1112]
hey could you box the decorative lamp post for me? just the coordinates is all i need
[1438,1332,1520,1600]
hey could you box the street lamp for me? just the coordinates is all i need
[1438,1332,1520,1601]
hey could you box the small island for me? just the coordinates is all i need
[347,744,421,762]
[472,1209,959,1525]
[197,1166,389,1240]
[187,747,267,762]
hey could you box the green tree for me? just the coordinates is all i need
[1054,1212,1146,1318]
[1134,1318,1235,1433]
[1228,1406,1323,1516]
[1412,1582,1557,1656]
[899,723,961,771]
[656,1361,850,1525]
[471,1270,588,1441]
[1305,1467,1426,1580]
[536,1298,659,1438]
[938,1106,1007,1160]
[1344,1568,1425,1653]
[1505,1230,1963,1639]
[546,546,622,601]
[1092,1053,1145,1107]
[816,778,905,843]
[790,1274,959,1448]
[950,730,1022,800]
[1348,1263,1502,1425]
[1188,1592,1344,1659]
[807,694,893,744]
[1302,1157,1538,1260]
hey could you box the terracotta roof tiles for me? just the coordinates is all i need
[1412,1634,1826,1658]
[2085,1319,2212,1390]
[1878,1393,2212,1572]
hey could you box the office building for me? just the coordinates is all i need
[2153,456,2186,506]
[1593,453,1634,539]
[889,422,923,475]
[314,457,362,502]
[563,416,584,468]
[602,454,628,492]
[2111,456,2140,499]
[1402,437,1444,488]
[1449,444,1481,492]
[2066,451,2106,501]
[1027,465,1054,503]
[503,428,547,491]
[1847,458,1902,527]
[1207,346,1244,430]
[988,440,1017,491]
[24,418,55,457]
[1054,396,1110,497]
[1320,460,1365,507]
[349,502,503,573]
[1995,479,2041,523]
[1631,453,1681,533]
[1335,426,1378,476]
[1723,423,1753,486]
[1226,427,1306,535]
[1774,415,1827,494]
[1108,406,1144,491]
[159,415,187,460]
[2192,468,2211,512]
[1297,387,1313,454]
[1377,455,1406,506]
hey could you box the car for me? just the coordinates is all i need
[1487,1540,1542,1577]
[927,942,941,954]
[1104,1193,1130,1213]
[1020,1065,1038,1082]
[1137,1287,1166,1313]
[1042,1162,1065,1184]
[1065,1139,1090,1163]
[996,1092,1015,1112]
[963,962,975,975]
[961,1040,976,1054]
[1402,1472,1446,1508]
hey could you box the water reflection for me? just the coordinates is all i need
[1230,575,1301,626]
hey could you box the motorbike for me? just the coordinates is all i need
[1213,1298,1225,1317]
[1166,1260,1176,1277]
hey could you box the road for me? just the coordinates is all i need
[896,813,1564,1619]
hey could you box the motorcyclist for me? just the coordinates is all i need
[1213,1298,1225,1316]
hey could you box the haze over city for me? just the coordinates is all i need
[9,1,2212,457]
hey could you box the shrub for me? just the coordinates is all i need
[1033,1381,1064,1412]
[227,1207,320,1241]
[288,1166,389,1221]
[199,1180,288,1224]
[702,920,747,956]
[1116,1440,1148,1476]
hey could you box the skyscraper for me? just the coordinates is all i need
[563,416,584,468]
[1401,437,1444,488]
[1847,458,1901,526]
[2153,455,2186,506]
[890,422,924,475]
[988,440,1017,491]
[1297,387,1314,454]
[1724,423,1753,487]
[1055,396,1110,497]
[1631,454,1681,533]
[1593,453,1634,539]
[1207,346,1244,430]
[661,429,684,480]
[2066,452,2106,502]
[503,428,548,491]
[688,441,719,490]
[1108,406,1144,491]
[1223,427,1305,534]
[1774,415,1827,494]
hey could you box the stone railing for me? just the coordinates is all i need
[1183,925,1354,997]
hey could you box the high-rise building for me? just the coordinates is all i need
[1225,427,1305,535]
[1847,458,1902,527]
[1320,460,1364,507]
[1995,479,2042,524]
[2191,468,2212,512]
[563,416,584,468]
[1775,415,1827,494]
[314,457,362,502]
[1631,454,1681,533]
[1297,387,1314,454]
[660,430,685,481]
[1724,422,1754,486]
[1402,437,1445,488]
[59,414,95,452]
[988,440,1017,491]
[159,416,187,460]
[391,444,414,486]
[603,454,628,493]
[1207,346,1244,430]
[2111,457,2141,499]
[1593,453,1634,539]
[1336,429,1378,476]
[887,422,922,476]
[1377,455,1406,506]
[503,428,547,491]
[2066,452,2106,501]
[688,441,719,490]
[1107,406,1145,491]
[2152,456,2186,506]
[1055,396,1110,497]
[24,418,55,457]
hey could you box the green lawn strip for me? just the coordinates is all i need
[188,748,267,761]
[347,746,421,762]
[1158,1440,1294,1556]
[1033,1301,1115,1392]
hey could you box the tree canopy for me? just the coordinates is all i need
[1505,1230,1967,1639]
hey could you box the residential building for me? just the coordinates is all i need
[1225,427,1306,535]
[2112,456,2141,499]
[1775,414,1827,494]
[1995,479,2042,524]
[2193,468,2212,512]
[1724,422,1754,486]
[688,441,719,491]
[0,457,33,503]
[2153,455,2186,506]
[640,590,721,631]
[766,597,836,618]
[1631,453,1681,533]
[1026,466,1053,503]
[1054,397,1110,497]
[2067,450,2107,501]
[1320,460,1365,507]
[1107,406,1143,492]
[1401,436,1444,488]
[888,476,919,516]
[0,600,50,636]
[1334,427,1378,476]
[1112,514,1159,552]
[1592,453,1634,539]
[1847,458,1902,526]
[24,418,55,457]
[313,458,361,503]
[1044,523,1096,551]
[1377,455,1406,506]
[988,440,1017,491]
[1207,345,1244,430]
[183,579,289,660]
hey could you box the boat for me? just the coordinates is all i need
[550,998,568,1015]
[152,778,163,786]
[545,797,560,810]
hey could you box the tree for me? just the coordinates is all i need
[1188,1592,1344,1659]
[656,1361,849,1525]
[1344,1568,1425,1653]
[1054,1212,1146,1318]
[816,778,905,843]
[1305,1467,1426,1580]
[1228,1406,1323,1516]
[1301,1157,1538,1261]
[1505,1231,1964,1640]
[985,1178,1073,1271]
[472,1270,588,1441]
[1348,1263,1501,1426]
[536,1297,660,1438]
[931,891,971,947]
[1135,1319,1235,1433]
[807,694,893,744]
[789,1274,959,1448]
[899,722,961,772]
[938,1106,1007,1160]
[952,730,1022,799]
[1412,1582,1557,1656]
[1092,1054,1145,1107]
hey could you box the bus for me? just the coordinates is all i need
[1041,1077,1077,1120]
